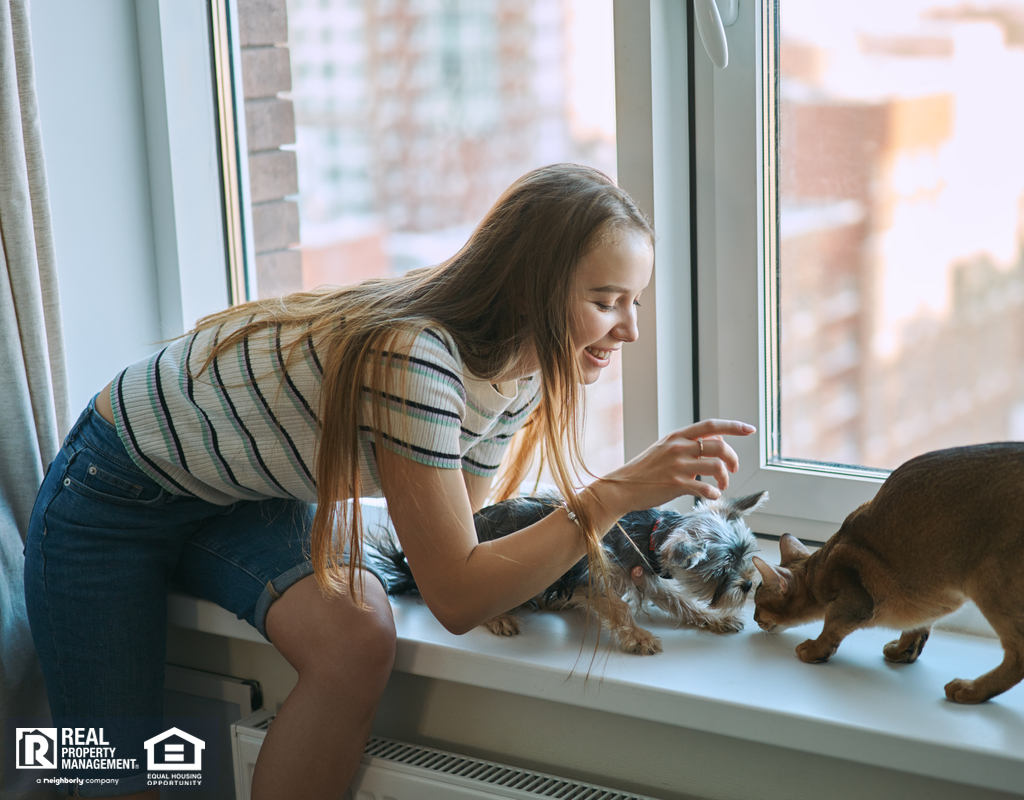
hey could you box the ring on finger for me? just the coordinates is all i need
[697,437,704,458]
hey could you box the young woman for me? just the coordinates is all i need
[24,164,753,799]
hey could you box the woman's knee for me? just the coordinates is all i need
[266,572,396,686]
[333,578,397,679]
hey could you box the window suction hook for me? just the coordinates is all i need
[694,0,738,69]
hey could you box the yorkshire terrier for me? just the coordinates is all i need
[370,490,766,655]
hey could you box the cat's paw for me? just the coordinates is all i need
[620,628,663,655]
[796,639,835,663]
[486,614,522,636]
[944,678,990,704]
[883,633,928,664]
[702,612,745,634]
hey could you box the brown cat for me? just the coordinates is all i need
[751,442,1024,704]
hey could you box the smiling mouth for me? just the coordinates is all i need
[585,346,615,361]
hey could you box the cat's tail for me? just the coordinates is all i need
[364,526,420,596]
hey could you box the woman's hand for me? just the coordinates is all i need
[588,419,755,520]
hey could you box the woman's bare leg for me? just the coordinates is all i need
[251,572,396,800]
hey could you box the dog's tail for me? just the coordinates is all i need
[364,527,420,596]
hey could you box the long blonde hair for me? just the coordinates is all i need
[190,164,654,604]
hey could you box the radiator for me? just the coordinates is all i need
[230,710,662,800]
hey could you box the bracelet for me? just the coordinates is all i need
[562,501,581,528]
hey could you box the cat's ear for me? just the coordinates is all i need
[721,490,769,520]
[753,556,789,594]
[779,533,810,565]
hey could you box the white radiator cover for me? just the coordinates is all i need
[230,710,662,800]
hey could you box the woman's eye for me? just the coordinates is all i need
[595,302,614,312]
[633,300,642,308]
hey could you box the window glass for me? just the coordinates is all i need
[776,0,1024,471]
[280,0,623,476]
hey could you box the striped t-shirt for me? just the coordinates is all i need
[110,320,541,505]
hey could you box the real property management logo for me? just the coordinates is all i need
[15,727,139,771]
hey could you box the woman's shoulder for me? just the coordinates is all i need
[388,325,462,369]
[418,326,460,360]
[376,325,469,403]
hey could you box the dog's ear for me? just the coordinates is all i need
[778,532,810,565]
[721,490,768,520]
[753,556,790,594]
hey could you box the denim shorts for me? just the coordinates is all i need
[23,396,385,796]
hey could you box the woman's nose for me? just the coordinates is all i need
[615,307,639,343]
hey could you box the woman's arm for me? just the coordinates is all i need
[462,471,494,515]
[377,419,755,635]
[380,455,596,634]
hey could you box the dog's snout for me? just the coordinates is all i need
[741,579,753,594]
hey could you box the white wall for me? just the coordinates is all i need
[30,0,163,415]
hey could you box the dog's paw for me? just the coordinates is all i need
[702,612,744,634]
[620,628,663,655]
[486,614,522,637]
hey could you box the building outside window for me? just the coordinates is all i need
[776,0,1024,471]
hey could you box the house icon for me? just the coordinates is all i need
[144,727,205,771]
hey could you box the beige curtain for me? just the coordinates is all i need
[1,0,68,795]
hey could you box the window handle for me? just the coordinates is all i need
[694,0,738,69]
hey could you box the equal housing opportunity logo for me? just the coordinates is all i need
[144,727,207,788]
[145,727,205,771]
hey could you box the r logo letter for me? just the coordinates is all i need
[15,728,58,769]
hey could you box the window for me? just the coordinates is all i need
[695,0,1024,538]
[276,0,624,476]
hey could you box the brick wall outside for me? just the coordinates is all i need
[237,0,301,298]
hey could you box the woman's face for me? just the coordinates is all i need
[569,228,654,385]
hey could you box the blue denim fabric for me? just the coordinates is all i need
[23,396,383,797]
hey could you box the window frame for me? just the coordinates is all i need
[134,0,237,335]
[209,0,259,305]
[613,0,995,641]
[687,0,886,540]
[614,0,697,471]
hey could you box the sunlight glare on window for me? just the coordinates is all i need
[775,0,1024,471]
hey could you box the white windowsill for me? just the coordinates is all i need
[167,535,1024,797]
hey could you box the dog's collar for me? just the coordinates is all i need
[648,517,660,552]
[648,517,673,579]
